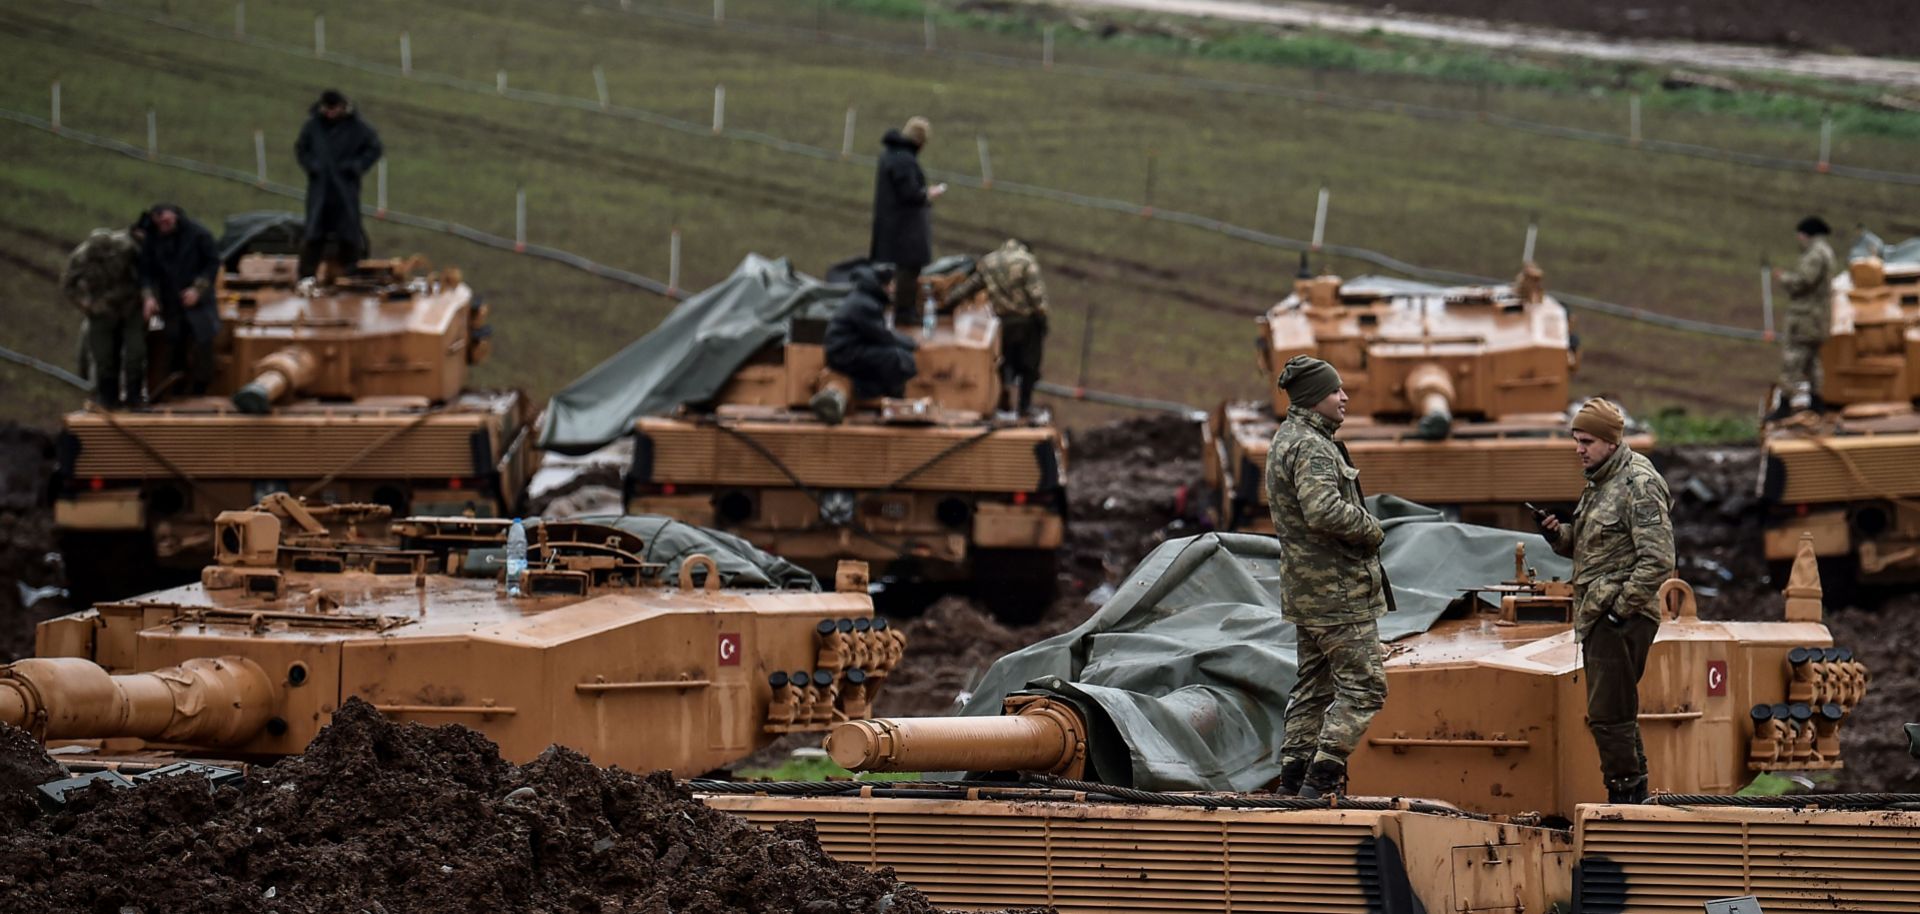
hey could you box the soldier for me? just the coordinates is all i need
[295,89,384,280]
[1538,398,1674,804]
[1264,355,1389,799]
[135,204,221,397]
[1771,216,1838,416]
[944,239,1049,417]
[815,265,918,424]
[869,116,946,328]
[61,229,147,409]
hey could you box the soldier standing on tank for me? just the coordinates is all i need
[135,204,221,397]
[61,229,147,409]
[295,89,384,280]
[944,238,1049,417]
[1771,216,1838,417]
[1538,398,1674,804]
[870,116,946,328]
[1264,355,1389,799]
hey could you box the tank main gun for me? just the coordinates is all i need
[232,346,320,414]
[0,657,276,745]
[827,695,1087,778]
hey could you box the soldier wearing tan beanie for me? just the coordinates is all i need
[1569,396,1624,445]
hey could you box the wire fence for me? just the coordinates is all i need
[591,0,1920,188]
[47,0,1774,342]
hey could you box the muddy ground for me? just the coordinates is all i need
[1308,0,1914,58]
[2,414,1916,796]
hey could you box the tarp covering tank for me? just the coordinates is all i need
[1853,228,1920,265]
[538,255,850,455]
[457,513,820,591]
[214,211,306,270]
[957,496,1569,792]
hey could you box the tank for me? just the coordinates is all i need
[698,537,1919,914]
[51,250,536,603]
[1758,234,1920,594]
[13,496,897,775]
[1203,261,1653,532]
[626,269,1068,622]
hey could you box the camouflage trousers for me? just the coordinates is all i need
[1777,309,1825,397]
[1281,620,1387,765]
[85,310,148,408]
[1584,613,1657,783]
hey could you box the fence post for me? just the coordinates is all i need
[50,81,59,133]
[234,2,244,37]
[314,14,325,57]
[923,6,935,53]
[1043,25,1054,70]
[1522,216,1538,264]
[254,129,266,186]
[668,227,682,296]
[593,64,609,109]
[1311,186,1330,252]
[1629,94,1641,148]
[1817,116,1832,174]
[841,106,857,159]
[713,84,725,134]
[1760,259,1775,341]
[376,160,388,218]
[977,135,993,189]
[1077,300,1098,392]
[515,186,527,253]
[147,110,157,159]
[400,31,412,76]
[1141,150,1156,217]
[713,0,723,23]
[497,70,508,94]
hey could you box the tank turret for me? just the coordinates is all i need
[23,500,892,774]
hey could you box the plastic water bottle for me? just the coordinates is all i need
[505,518,528,596]
[921,289,937,339]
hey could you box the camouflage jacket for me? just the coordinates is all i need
[1780,238,1837,327]
[1265,406,1387,625]
[61,230,143,319]
[946,240,1048,323]
[1550,444,1674,640]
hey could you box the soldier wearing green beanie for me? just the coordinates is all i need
[1263,355,1389,799]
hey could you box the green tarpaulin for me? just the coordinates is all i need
[957,496,1570,791]
[537,255,848,455]
[460,514,819,591]
[1854,229,1920,266]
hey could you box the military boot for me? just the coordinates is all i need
[1605,775,1648,804]
[1269,758,1309,797]
[808,386,847,426]
[1297,758,1347,800]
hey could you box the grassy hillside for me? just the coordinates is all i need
[2,0,1917,433]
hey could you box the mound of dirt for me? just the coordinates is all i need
[1059,412,1206,596]
[0,701,1041,914]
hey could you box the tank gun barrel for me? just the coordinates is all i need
[825,696,1086,776]
[1406,362,1454,440]
[233,346,319,414]
[0,656,277,745]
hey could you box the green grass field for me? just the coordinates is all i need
[3,0,1917,434]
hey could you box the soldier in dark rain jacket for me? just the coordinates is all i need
[824,266,919,402]
[134,204,221,396]
[295,89,384,279]
[868,116,945,327]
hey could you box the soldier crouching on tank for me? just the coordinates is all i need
[1537,398,1674,804]
[1265,355,1390,799]
[1770,216,1838,418]
[813,264,918,424]
[61,228,147,409]
[944,238,1049,418]
[135,204,221,397]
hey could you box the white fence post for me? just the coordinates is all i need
[593,64,609,109]
[376,160,388,217]
[497,70,508,94]
[977,135,993,189]
[50,81,60,133]
[147,110,157,159]
[1522,217,1538,264]
[1818,117,1833,174]
[841,106,857,159]
[1629,94,1641,147]
[668,227,682,295]
[1043,26,1054,70]
[515,186,527,253]
[1311,186,1330,252]
[254,129,266,185]
[234,2,244,37]
[713,0,723,22]
[712,84,725,134]
[1760,261,1775,341]
[314,14,325,57]
[400,31,412,76]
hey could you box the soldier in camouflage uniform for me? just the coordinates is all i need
[1264,355,1389,799]
[1773,216,1838,415]
[61,229,148,408]
[1539,397,1674,804]
[946,239,1049,416]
